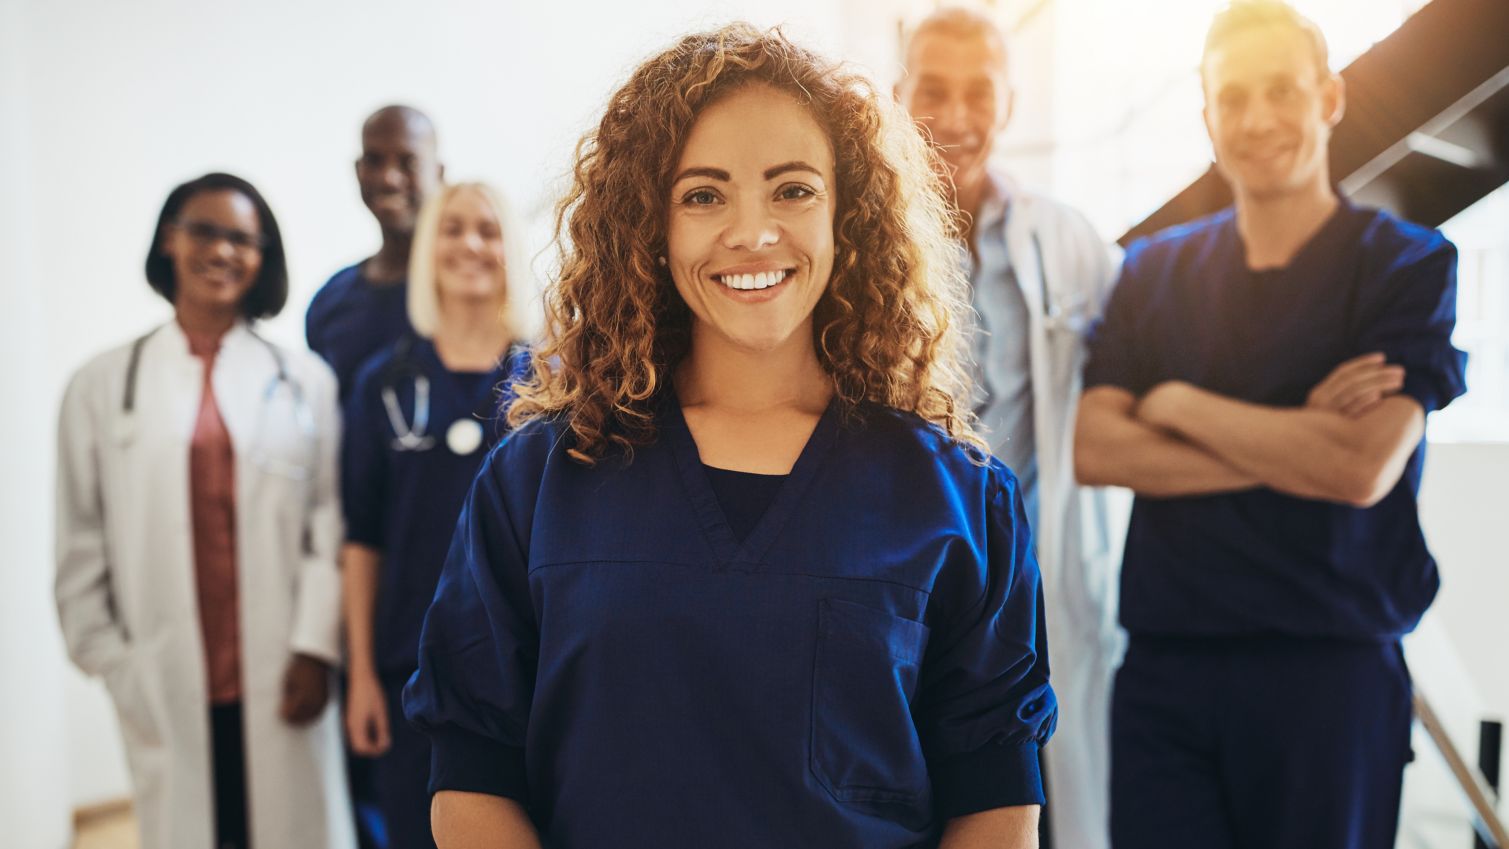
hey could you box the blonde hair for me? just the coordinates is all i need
[508,23,986,465]
[407,181,532,340]
[1203,0,1331,82]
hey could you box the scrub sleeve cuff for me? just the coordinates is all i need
[343,523,383,549]
[931,740,1045,819]
[426,725,529,804]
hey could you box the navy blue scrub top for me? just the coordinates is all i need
[306,262,415,401]
[342,336,529,675]
[404,395,1057,847]
[702,465,787,542]
[1085,201,1467,640]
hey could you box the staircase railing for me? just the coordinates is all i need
[1413,689,1508,847]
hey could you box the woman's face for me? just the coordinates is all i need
[434,187,508,306]
[666,83,837,355]
[161,189,264,316]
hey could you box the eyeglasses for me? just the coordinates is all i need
[174,220,267,252]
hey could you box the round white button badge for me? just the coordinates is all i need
[446,419,484,455]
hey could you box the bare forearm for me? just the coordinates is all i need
[939,805,1039,849]
[1075,388,1259,497]
[432,791,541,849]
[341,543,381,679]
[1140,384,1421,506]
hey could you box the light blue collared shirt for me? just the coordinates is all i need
[966,174,1038,533]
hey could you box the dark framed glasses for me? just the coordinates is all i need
[175,220,267,252]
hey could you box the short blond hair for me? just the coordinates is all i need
[407,181,531,340]
[1203,0,1331,82]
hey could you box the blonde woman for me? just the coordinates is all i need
[339,182,530,849]
[406,26,1056,849]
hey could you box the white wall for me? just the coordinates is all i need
[1,3,73,846]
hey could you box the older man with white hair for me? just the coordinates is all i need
[896,9,1124,849]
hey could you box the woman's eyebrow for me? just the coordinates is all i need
[763,161,823,180]
[671,166,730,183]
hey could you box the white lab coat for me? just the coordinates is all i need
[991,176,1128,849]
[55,320,354,849]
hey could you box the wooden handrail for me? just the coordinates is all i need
[1413,689,1509,848]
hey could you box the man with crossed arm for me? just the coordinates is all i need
[1075,3,1466,847]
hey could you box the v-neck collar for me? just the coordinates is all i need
[1226,197,1359,277]
[415,337,518,421]
[662,388,841,567]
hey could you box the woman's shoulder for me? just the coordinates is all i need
[65,326,164,391]
[849,404,1015,494]
[258,334,338,396]
[484,415,573,475]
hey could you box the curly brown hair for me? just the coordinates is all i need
[509,22,985,464]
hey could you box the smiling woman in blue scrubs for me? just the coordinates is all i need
[404,25,1056,849]
[340,181,531,849]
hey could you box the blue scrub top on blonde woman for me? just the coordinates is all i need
[341,338,529,676]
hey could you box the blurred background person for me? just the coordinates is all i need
[54,173,352,849]
[308,105,446,401]
[894,9,1123,849]
[1075,3,1467,846]
[305,103,445,848]
[341,181,531,849]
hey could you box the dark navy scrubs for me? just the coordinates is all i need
[342,336,528,849]
[307,263,415,401]
[404,395,1057,848]
[1085,201,1466,849]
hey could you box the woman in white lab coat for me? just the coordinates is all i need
[55,172,354,849]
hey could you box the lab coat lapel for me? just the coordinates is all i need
[213,322,264,455]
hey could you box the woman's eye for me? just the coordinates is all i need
[777,184,816,201]
[681,189,720,206]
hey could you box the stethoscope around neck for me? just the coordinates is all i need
[378,335,521,456]
[121,325,318,478]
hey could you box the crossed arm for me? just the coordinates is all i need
[1075,353,1424,507]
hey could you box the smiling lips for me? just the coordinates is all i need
[714,269,792,291]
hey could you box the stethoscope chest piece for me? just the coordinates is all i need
[446,418,484,455]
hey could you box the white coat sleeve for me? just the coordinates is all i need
[54,365,130,678]
[288,359,344,665]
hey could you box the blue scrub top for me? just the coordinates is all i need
[404,395,1057,847]
[342,336,529,675]
[1085,201,1467,640]
[306,262,415,401]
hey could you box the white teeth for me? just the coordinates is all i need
[720,271,787,290]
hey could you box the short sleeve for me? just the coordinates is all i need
[340,366,389,548]
[1353,234,1467,414]
[1083,242,1152,395]
[305,294,327,361]
[915,467,1058,818]
[402,450,536,803]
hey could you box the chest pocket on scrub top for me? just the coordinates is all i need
[810,598,933,816]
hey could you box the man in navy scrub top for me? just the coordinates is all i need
[309,104,443,848]
[307,105,445,400]
[405,24,1055,849]
[1074,3,1467,848]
